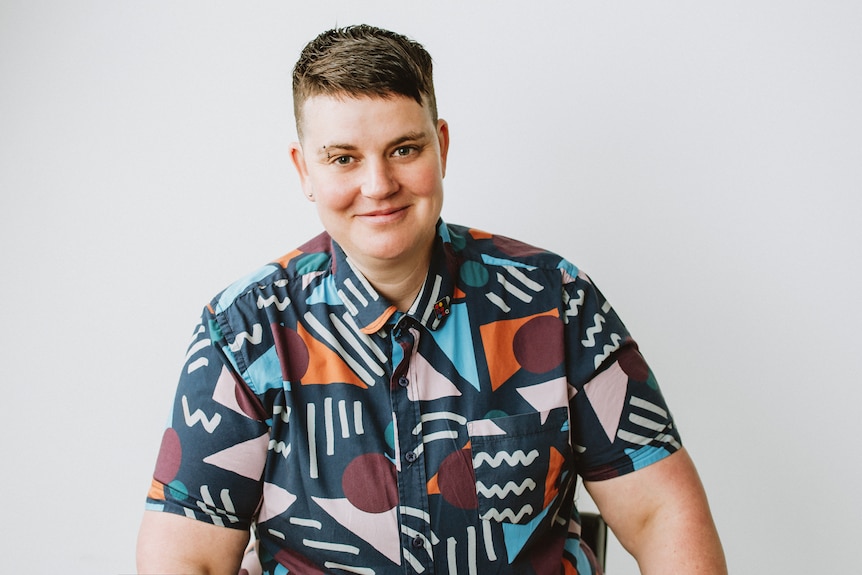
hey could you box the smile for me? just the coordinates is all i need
[357,207,408,223]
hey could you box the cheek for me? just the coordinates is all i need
[404,165,445,198]
[310,177,358,210]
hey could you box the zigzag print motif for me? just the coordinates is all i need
[473,449,540,469]
[563,288,586,323]
[593,333,623,369]
[480,504,534,523]
[257,294,291,311]
[182,395,221,433]
[228,323,263,352]
[476,478,537,498]
[268,440,291,459]
[581,313,606,347]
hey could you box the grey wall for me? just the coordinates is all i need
[1,1,860,572]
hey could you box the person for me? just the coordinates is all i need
[136,24,727,575]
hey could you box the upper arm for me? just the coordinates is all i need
[136,510,250,575]
[584,448,726,573]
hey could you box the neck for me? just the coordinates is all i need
[347,242,434,313]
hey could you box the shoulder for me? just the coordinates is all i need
[209,230,333,316]
[443,222,582,280]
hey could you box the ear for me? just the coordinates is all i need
[289,141,315,201]
[436,119,450,178]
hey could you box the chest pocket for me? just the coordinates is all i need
[467,406,571,525]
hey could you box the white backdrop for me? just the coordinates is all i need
[1,1,860,573]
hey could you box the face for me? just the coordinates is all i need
[290,94,449,275]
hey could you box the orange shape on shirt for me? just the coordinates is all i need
[478,309,559,390]
[544,446,565,508]
[296,322,368,388]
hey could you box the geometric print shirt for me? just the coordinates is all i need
[145,220,681,575]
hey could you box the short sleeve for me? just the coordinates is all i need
[144,307,270,529]
[563,271,682,481]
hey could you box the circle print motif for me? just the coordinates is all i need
[513,315,564,374]
[617,345,649,382]
[342,454,398,513]
[460,260,490,288]
[154,428,182,484]
[274,325,309,382]
[436,449,478,510]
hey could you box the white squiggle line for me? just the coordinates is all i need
[476,479,537,498]
[581,313,605,347]
[565,289,585,317]
[228,324,263,352]
[480,505,534,523]
[269,440,291,458]
[593,332,623,369]
[473,449,539,469]
[273,404,291,423]
[182,395,221,433]
[257,294,290,310]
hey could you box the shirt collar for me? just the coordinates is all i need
[331,220,456,335]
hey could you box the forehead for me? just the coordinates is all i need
[298,94,435,144]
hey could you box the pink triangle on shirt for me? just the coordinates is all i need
[202,433,268,480]
[516,376,569,424]
[257,482,298,523]
[583,361,628,443]
[311,496,401,565]
[407,344,463,402]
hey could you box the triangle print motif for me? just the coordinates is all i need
[295,321,368,388]
[407,350,463,402]
[257,482,298,523]
[515,377,569,424]
[583,360,628,442]
[311,496,401,565]
[478,309,560,390]
[202,433,269,479]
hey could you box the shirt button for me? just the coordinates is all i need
[411,535,424,549]
[404,450,418,463]
[398,376,409,387]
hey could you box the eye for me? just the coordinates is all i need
[333,155,353,165]
[393,146,417,158]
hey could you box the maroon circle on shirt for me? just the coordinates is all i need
[342,453,398,513]
[513,315,564,374]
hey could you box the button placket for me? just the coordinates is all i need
[389,317,434,571]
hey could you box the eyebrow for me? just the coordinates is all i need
[317,131,429,157]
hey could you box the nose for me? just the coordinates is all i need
[360,158,399,198]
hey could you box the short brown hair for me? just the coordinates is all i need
[292,25,437,138]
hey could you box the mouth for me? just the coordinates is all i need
[357,206,408,223]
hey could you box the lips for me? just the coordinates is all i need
[356,206,408,223]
